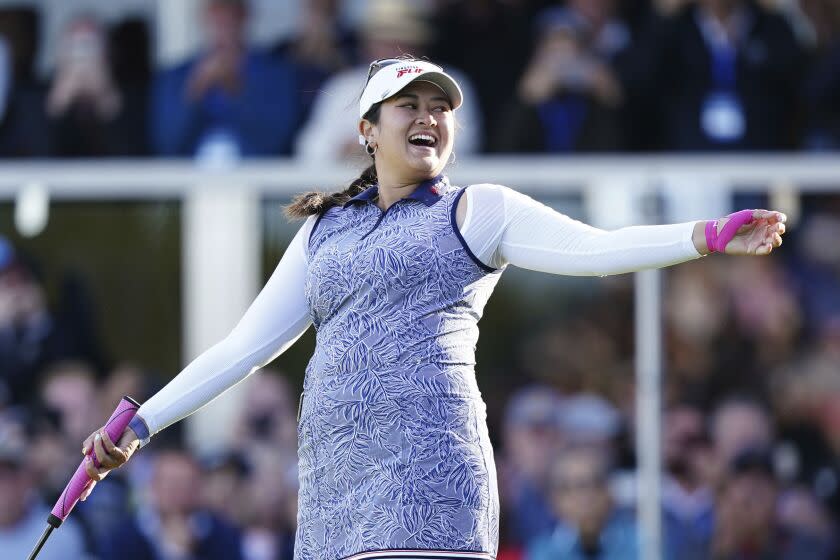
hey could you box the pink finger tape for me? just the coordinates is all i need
[705,209,755,253]
[48,396,140,528]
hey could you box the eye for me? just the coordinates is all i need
[399,103,417,109]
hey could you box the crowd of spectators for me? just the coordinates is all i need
[5,206,840,559]
[2,0,840,559]
[0,0,836,158]
[2,210,840,560]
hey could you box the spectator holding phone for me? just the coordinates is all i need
[491,5,626,153]
[152,0,300,158]
[45,14,147,157]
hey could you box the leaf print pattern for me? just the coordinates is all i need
[296,181,503,559]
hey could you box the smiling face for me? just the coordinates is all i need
[359,80,455,184]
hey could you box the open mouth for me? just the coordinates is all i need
[408,133,438,148]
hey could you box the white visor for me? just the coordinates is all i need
[358,60,463,144]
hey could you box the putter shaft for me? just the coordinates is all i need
[26,524,53,560]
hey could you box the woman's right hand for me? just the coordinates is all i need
[80,426,140,501]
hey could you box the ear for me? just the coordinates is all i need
[359,119,376,145]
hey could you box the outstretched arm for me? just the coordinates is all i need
[131,216,316,443]
[81,216,316,493]
[458,184,785,276]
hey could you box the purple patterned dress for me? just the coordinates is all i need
[296,175,503,559]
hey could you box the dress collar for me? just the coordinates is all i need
[343,174,449,208]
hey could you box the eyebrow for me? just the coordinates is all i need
[393,93,451,104]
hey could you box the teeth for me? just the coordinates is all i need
[409,134,436,144]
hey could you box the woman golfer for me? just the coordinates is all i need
[82,57,786,560]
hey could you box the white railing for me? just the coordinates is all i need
[1,155,837,560]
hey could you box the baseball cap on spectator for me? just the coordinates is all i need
[557,394,621,443]
[504,385,562,429]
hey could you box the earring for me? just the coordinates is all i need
[365,142,378,156]
[448,150,457,165]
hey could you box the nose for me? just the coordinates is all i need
[416,110,437,127]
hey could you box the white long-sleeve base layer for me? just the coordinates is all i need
[135,183,702,438]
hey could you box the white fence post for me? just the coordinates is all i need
[182,180,260,455]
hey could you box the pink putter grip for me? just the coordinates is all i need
[48,396,140,528]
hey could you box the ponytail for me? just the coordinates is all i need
[284,164,378,219]
[285,101,384,220]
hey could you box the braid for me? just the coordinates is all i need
[285,100,384,219]
[284,164,378,219]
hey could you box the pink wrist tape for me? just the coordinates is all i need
[705,209,755,253]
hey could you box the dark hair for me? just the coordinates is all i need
[285,103,382,219]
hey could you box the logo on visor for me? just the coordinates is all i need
[396,66,424,79]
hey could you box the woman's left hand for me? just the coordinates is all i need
[721,209,786,256]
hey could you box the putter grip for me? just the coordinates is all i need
[48,396,140,528]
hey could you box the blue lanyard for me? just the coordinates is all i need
[709,43,737,90]
[696,9,748,91]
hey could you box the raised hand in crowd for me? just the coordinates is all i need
[46,17,120,120]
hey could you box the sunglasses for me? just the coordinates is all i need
[364,57,444,84]
[365,58,402,84]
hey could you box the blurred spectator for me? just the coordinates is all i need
[787,361,840,520]
[152,0,300,158]
[791,213,840,329]
[801,0,840,149]
[224,371,298,559]
[430,0,537,150]
[518,318,621,395]
[294,0,481,161]
[557,393,621,450]
[100,448,244,560]
[0,418,87,560]
[663,261,750,407]
[710,447,833,559]
[240,447,297,560]
[498,385,564,547]
[201,450,251,528]
[100,363,151,419]
[662,402,715,560]
[492,4,627,152]
[45,14,147,157]
[627,0,804,150]
[804,40,840,151]
[272,0,353,122]
[0,7,49,157]
[725,259,802,371]
[234,370,298,454]
[526,446,638,560]
[776,486,836,547]
[711,396,774,470]
[0,240,105,405]
[39,361,101,445]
